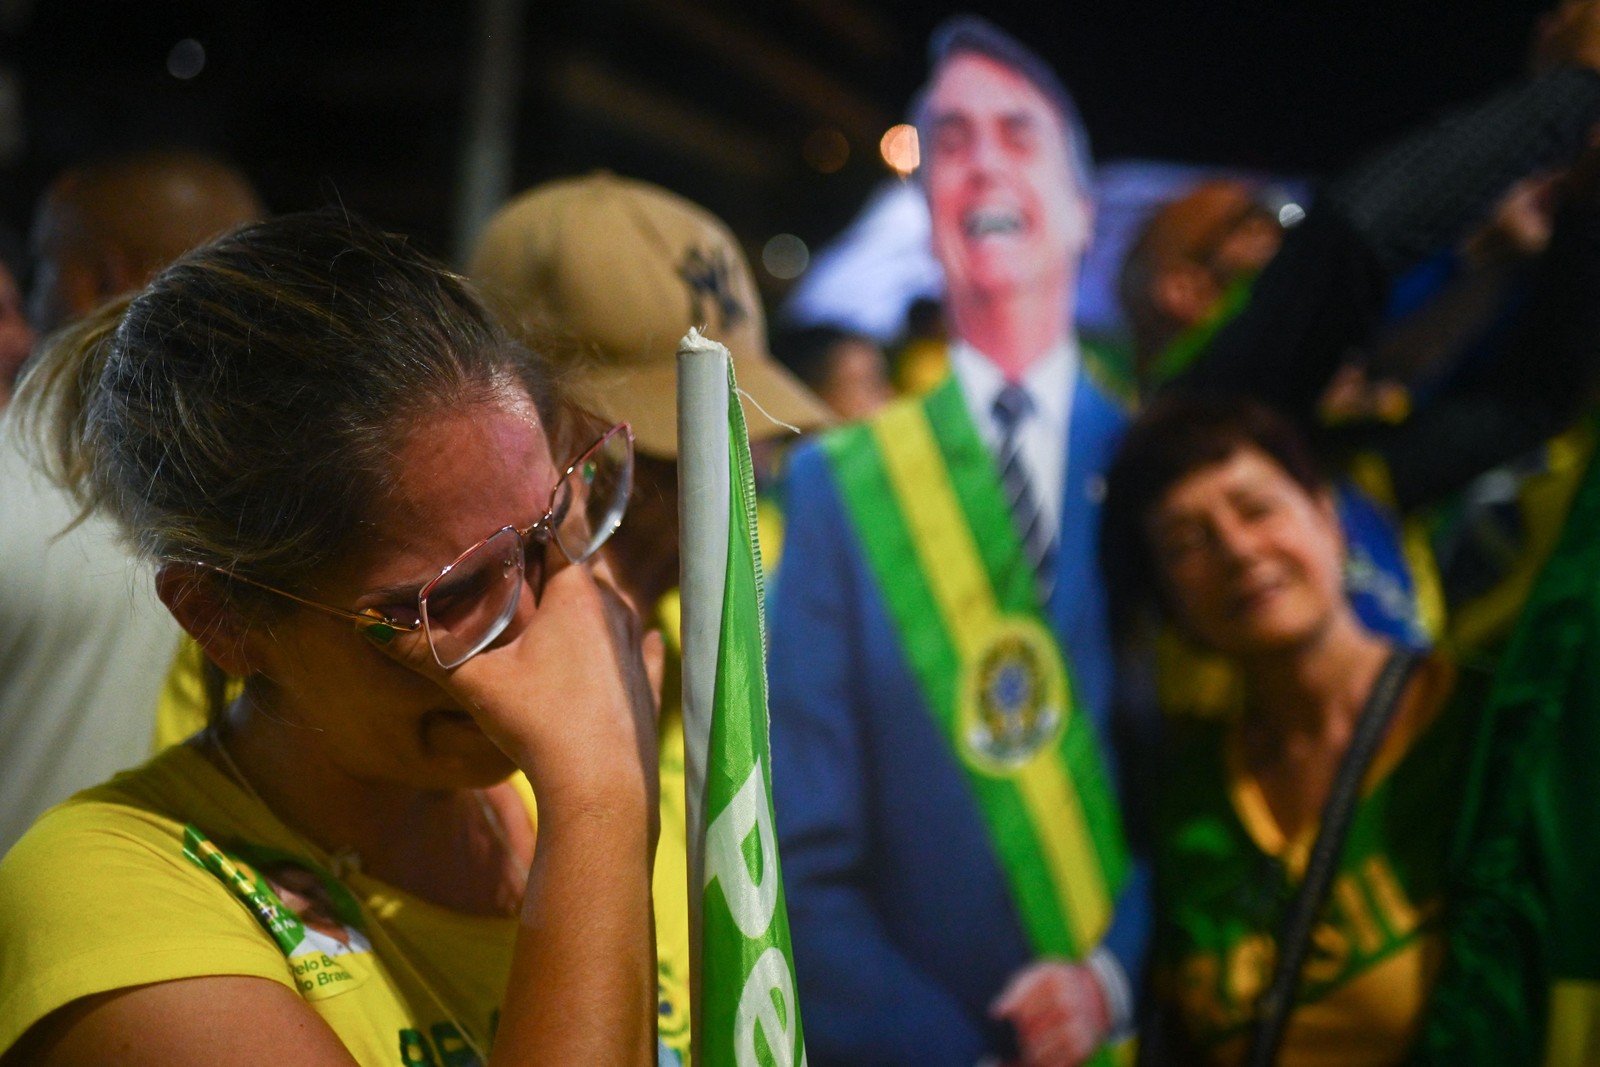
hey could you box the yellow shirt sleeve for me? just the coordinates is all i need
[0,749,517,1066]
[0,792,295,1055]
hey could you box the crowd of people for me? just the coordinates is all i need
[1,8,1599,1067]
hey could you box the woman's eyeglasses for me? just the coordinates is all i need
[206,422,635,669]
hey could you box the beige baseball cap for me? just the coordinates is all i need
[468,171,831,457]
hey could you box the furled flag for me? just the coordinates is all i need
[677,328,807,1067]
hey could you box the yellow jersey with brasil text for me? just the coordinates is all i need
[1151,656,1476,1067]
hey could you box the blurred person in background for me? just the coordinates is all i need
[1101,392,1543,1067]
[768,17,1148,1066]
[1118,179,1285,391]
[1110,137,1600,1056]
[1111,11,1600,729]
[468,169,830,1067]
[26,149,265,336]
[1121,0,1600,406]
[891,295,952,396]
[1466,330,1600,1067]
[0,227,36,409]
[0,149,264,855]
[771,323,893,422]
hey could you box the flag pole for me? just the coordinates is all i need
[677,327,731,1065]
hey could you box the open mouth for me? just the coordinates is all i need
[965,208,1024,237]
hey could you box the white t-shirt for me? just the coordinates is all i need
[0,410,180,855]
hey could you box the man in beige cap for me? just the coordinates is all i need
[469,170,826,459]
[468,170,829,1065]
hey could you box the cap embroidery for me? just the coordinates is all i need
[678,246,747,330]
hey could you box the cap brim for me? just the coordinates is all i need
[573,350,834,458]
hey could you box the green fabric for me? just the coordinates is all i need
[1148,275,1256,388]
[1489,430,1600,874]
[1080,335,1139,408]
[1432,417,1600,1064]
[698,357,806,1067]
[820,378,1129,966]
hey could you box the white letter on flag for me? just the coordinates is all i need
[704,760,779,940]
[735,946,797,1067]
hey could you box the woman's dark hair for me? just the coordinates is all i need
[15,208,563,715]
[1099,391,1327,640]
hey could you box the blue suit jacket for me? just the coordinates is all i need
[768,370,1150,1066]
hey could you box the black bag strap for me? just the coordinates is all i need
[1242,647,1426,1067]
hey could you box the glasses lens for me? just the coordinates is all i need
[421,526,525,668]
[553,426,634,564]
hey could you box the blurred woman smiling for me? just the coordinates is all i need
[1102,393,1541,1067]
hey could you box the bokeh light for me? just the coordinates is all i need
[762,234,810,280]
[803,128,850,174]
[879,124,919,176]
[167,39,206,80]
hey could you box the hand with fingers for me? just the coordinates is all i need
[989,960,1112,1067]
[364,551,664,1066]
[369,553,664,826]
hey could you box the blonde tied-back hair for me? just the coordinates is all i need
[14,295,132,508]
[13,209,564,719]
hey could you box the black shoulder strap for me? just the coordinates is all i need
[1243,647,1426,1067]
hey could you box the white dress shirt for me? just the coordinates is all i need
[949,337,1078,545]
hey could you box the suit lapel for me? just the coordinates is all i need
[1049,374,1126,638]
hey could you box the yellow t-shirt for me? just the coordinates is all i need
[655,697,691,1061]
[0,744,523,1064]
[143,503,772,1067]
[1157,656,1464,1067]
[149,641,695,1067]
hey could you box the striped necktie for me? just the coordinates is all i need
[992,382,1057,603]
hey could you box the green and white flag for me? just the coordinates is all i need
[677,329,807,1067]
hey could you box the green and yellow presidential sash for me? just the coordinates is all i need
[822,376,1130,961]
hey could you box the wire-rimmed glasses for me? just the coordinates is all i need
[209,422,635,669]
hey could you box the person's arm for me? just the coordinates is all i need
[407,559,661,1066]
[768,444,991,1066]
[5,978,362,1067]
[8,561,660,1067]
[1177,62,1600,417]
[1362,147,1600,512]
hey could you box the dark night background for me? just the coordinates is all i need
[0,0,1553,306]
